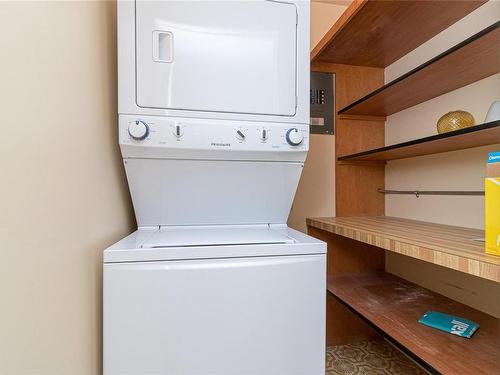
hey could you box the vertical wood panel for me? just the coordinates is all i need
[312,62,386,217]
[309,62,386,345]
[308,227,385,345]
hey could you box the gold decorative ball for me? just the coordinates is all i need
[436,110,475,134]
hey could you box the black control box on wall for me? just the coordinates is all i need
[310,72,334,135]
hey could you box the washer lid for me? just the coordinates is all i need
[141,227,294,248]
[103,226,326,263]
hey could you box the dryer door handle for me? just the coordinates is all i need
[152,31,173,63]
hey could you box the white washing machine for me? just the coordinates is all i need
[104,226,325,374]
[105,1,326,374]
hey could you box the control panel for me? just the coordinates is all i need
[120,115,309,155]
[310,71,334,135]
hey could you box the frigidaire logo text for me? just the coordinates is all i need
[211,142,231,147]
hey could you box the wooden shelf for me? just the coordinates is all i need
[306,216,500,283]
[311,0,485,67]
[328,272,500,374]
[338,120,500,161]
[337,22,500,117]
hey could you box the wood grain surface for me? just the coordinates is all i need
[328,272,500,375]
[308,226,384,346]
[308,62,386,346]
[307,216,500,283]
[339,23,500,116]
[338,121,500,162]
[311,62,386,217]
[311,0,486,67]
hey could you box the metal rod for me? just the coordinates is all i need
[377,188,484,198]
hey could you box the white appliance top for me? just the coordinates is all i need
[104,226,326,263]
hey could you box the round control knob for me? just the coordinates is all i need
[128,120,149,141]
[285,128,303,146]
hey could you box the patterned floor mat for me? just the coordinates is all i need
[326,340,428,375]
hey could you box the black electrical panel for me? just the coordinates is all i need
[310,72,334,135]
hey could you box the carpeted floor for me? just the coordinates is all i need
[326,341,428,375]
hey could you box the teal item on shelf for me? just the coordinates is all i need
[418,311,479,339]
[487,151,500,164]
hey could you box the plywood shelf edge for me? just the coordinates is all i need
[337,120,500,161]
[337,22,500,117]
[307,216,500,283]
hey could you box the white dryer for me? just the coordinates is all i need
[105,1,326,374]
[118,0,310,123]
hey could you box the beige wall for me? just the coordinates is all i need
[288,1,347,231]
[384,1,500,318]
[0,1,347,372]
[0,2,135,374]
[310,1,349,48]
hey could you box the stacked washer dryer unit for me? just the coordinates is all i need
[104,1,326,374]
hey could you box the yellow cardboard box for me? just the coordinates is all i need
[486,152,500,257]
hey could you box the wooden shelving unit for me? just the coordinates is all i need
[307,216,500,283]
[311,0,486,67]
[329,272,500,375]
[338,22,500,117]
[309,2,498,372]
[338,120,500,161]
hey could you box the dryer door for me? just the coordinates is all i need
[135,1,297,116]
